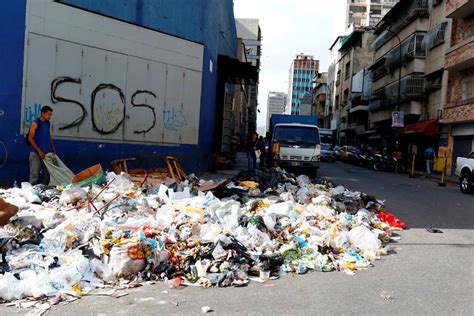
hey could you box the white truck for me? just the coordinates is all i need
[270,115,321,177]
[455,151,474,194]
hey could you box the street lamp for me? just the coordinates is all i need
[365,26,403,148]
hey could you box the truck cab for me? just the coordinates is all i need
[271,123,321,176]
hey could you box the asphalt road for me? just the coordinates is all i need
[2,161,473,315]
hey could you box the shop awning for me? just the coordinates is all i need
[400,120,438,137]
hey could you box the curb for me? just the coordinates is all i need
[411,173,458,186]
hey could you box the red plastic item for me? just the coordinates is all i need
[377,212,405,230]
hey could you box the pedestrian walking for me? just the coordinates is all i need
[245,132,258,170]
[424,146,436,174]
[256,136,267,169]
[27,106,55,185]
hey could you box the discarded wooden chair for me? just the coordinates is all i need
[165,156,187,182]
[110,157,136,174]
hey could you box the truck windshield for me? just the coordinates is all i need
[273,126,320,145]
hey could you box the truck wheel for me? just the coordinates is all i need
[460,173,473,194]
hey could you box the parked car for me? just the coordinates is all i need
[455,151,474,194]
[320,143,336,162]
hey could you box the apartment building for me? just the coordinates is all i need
[312,73,329,127]
[327,36,347,131]
[236,19,263,135]
[334,30,375,145]
[346,0,400,30]
[443,0,474,174]
[368,0,449,153]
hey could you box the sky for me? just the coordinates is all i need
[233,0,347,131]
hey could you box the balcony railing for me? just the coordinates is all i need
[372,0,430,50]
[385,33,426,73]
[384,75,424,105]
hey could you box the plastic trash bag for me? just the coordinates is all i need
[108,239,146,278]
[43,153,74,186]
[210,200,241,231]
[17,270,55,298]
[156,204,175,228]
[348,225,381,259]
[59,187,87,205]
[20,183,41,204]
[0,272,22,300]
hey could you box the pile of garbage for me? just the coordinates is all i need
[0,168,404,306]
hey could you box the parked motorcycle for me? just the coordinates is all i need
[357,153,374,169]
[372,154,398,172]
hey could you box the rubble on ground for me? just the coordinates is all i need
[0,167,404,310]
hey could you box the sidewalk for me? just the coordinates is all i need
[413,172,458,186]
[201,152,247,180]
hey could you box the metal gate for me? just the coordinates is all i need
[452,136,472,174]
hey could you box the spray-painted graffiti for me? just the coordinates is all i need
[90,83,126,135]
[37,77,186,136]
[131,90,157,134]
[24,103,42,130]
[51,77,86,130]
[163,109,187,131]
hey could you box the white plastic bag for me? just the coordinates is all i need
[59,187,87,205]
[348,225,381,259]
[43,153,74,186]
[20,183,41,204]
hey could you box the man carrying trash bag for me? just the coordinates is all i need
[27,106,74,186]
[27,106,55,185]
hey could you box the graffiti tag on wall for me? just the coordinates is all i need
[163,109,187,131]
[24,103,42,130]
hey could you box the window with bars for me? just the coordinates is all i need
[425,22,447,49]
[404,34,426,59]
[462,81,472,101]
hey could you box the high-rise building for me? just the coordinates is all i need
[345,0,400,30]
[288,54,319,115]
[266,92,287,130]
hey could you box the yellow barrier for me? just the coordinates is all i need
[434,157,447,173]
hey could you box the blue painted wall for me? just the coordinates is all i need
[58,0,237,60]
[0,0,27,185]
[0,0,237,186]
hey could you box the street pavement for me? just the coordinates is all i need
[2,161,473,315]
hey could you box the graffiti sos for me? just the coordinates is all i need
[50,77,186,135]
